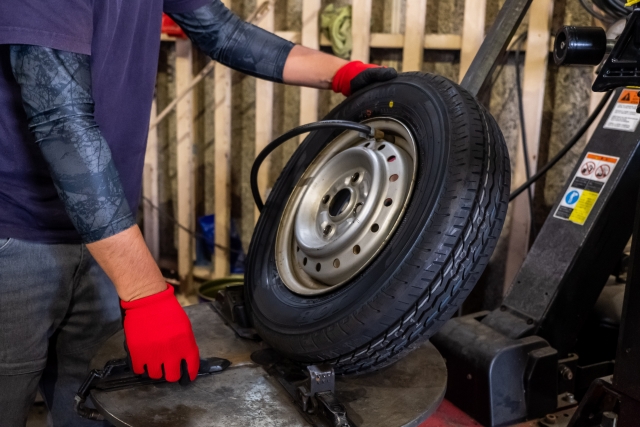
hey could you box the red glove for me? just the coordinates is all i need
[121,285,200,382]
[331,61,398,96]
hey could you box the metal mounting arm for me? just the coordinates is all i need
[460,0,533,96]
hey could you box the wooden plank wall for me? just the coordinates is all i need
[174,39,196,292]
[144,99,160,261]
[402,0,427,72]
[255,5,276,222]
[299,0,321,127]
[351,0,373,63]
[459,0,486,80]
[145,0,556,291]
[504,0,555,290]
[213,57,233,278]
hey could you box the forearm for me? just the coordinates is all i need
[282,45,347,89]
[10,45,164,301]
[86,226,166,301]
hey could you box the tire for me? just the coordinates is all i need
[246,72,510,375]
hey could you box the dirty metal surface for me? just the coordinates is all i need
[91,303,447,427]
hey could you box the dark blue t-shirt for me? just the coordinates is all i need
[0,0,207,243]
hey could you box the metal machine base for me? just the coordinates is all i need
[89,303,447,427]
[431,311,558,426]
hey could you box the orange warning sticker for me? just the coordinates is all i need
[618,89,640,105]
[586,153,619,163]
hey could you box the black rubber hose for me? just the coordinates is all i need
[581,0,630,20]
[251,120,375,212]
[509,90,613,201]
[580,0,616,22]
[594,0,629,18]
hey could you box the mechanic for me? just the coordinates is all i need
[0,0,397,425]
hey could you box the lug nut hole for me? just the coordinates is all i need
[384,198,393,207]
[364,142,370,148]
[390,174,399,182]
[333,259,340,268]
[377,144,386,151]
[322,195,330,204]
[387,155,396,162]
[316,263,321,272]
[353,245,361,254]
[303,257,308,266]
[371,224,379,233]
[323,224,333,236]
[351,172,360,183]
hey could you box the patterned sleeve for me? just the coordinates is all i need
[168,0,295,83]
[9,45,135,243]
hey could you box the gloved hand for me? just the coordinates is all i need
[332,61,397,96]
[121,284,200,383]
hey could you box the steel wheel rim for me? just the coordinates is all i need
[276,118,418,296]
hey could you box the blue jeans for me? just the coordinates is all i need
[0,238,121,426]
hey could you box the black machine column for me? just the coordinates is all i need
[567,158,640,427]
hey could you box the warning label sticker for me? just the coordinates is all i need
[603,89,640,133]
[554,152,619,225]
